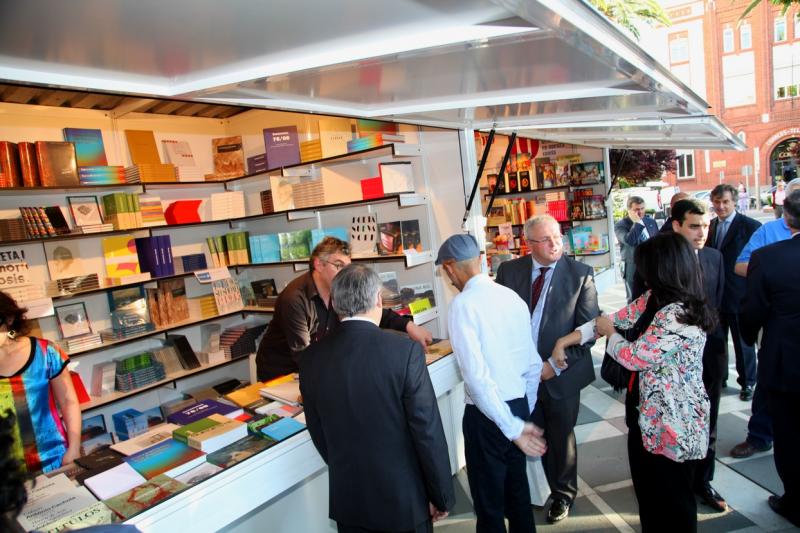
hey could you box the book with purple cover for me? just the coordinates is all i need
[166,399,244,426]
[263,126,300,168]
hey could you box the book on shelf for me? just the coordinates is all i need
[0,141,21,187]
[400,219,422,253]
[248,233,281,264]
[350,215,377,257]
[224,231,250,265]
[63,127,108,166]
[18,141,38,187]
[278,229,312,261]
[146,278,189,328]
[44,240,86,280]
[164,199,202,225]
[83,462,146,500]
[35,141,79,187]
[103,474,187,521]
[583,195,606,218]
[378,161,414,193]
[356,118,399,137]
[299,139,323,162]
[206,434,275,468]
[378,221,402,255]
[151,345,184,375]
[211,135,245,178]
[0,217,28,240]
[292,176,326,208]
[569,161,604,186]
[247,153,268,175]
[16,474,100,532]
[103,237,142,280]
[124,438,205,480]
[201,323,222,353]
[45,273,101,297]
[63,332,102,353]
[211,277,244,314]
[78,165,129,186]
[125,130,161,164]
[173,413,248,452]
[360,176,384,200]
[107,286,154,336]
[90,361,116,396]
[555,154,581,187]
[310,227,348,250]
[318,117,353,157]
[138,194,166,227]
[259,379,301,406]
[210,190,246,221]
[263,125,301,168]
[111,423,181,456]
[124,163,176,183]
[346,132,404,152]
[166,398,244,426]
[259,189,274,214]
[179,253,208,273]
[250,278,277,307]
[161,139,196,167]
[535,158,556,189]
[165,334,202,371]
[220,323,266,360]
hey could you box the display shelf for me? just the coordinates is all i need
[0,183,143,195]
[486,185,570,198]
[242,305,276,314]
[237,251,433,270]
[571,217,607,222]
[65,309,248,357]
[80,355,248,412]
[48,271,198,302]
[0,227,149,246]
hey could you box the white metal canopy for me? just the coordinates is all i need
[0,0,744,150]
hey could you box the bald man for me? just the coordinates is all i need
[659,191,690,233]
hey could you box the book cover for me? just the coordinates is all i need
[212,136,245,178]
[165,334,201,371]
[161,139,196,166]
[263,126,301,168]
[0,141,21,187]
[206,434,274,468]
[378,161,414,193]
[535,158,555,189]
[349,215,377,257]
[35,141,79,186]
[124,439,205,480]
[39,501,116,533]
[225,381,269,408]
[102,235,141,279]
[278,229,311,261]
[400,219,422,253]
[317,117,353,157]
[124,130,161,164]
[111,424,181,456]
[166,399,244,426]
[83,463,146,500]
[173,462,222,485]
[175,413,247,452]
[258,379,301,406]
[211,277,244,314]
[570,161,604,185]
[164,199,202,225]
[103,474,187,520]
[16,482,99,532]
[107,286,151,331]
[18,142,39,187]
[378,221,402,255]
[259,416,305,442]
[44,241,86,280]
[63,128,108,166]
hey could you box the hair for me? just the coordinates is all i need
[0,412,27,518]
[523,214,559,239]
[626,195,645,209]
[711,183,738,202]
[669,192,690,208]
[309,237,350,272]
[783,190,800,230]
[634,233,716,332]
[331,264,381,318]
[671,199,707,225]
[785,177,800,194]
[0,292,30,337]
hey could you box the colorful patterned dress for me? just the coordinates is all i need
[0,337,69,473]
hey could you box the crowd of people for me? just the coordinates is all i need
[2,180,798,532]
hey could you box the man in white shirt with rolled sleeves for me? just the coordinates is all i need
[437,233,546,533]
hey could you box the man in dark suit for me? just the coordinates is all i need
[740,190,800,528]
[659,191,690,234]
[614,195,660,302]
[299,264,454,533]
[496,215,599,523]
[705,184,761,401]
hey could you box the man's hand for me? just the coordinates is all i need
[429,503,449,522]
[513,423,547,457]
[552,343,568,370]
[540,362,555,381]
[596,315,617,338]
[628,207,642,224]
[406,322,433,352]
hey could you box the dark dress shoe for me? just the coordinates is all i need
[547,497,571,523]
[697,484,728,512]
[740,386,753,401]
[730,440,772,458]
[768,495,800,526]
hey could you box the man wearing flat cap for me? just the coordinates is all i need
[437,233,546,532]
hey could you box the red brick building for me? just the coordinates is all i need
[639,0,800,196]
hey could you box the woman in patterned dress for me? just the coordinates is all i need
[0,291,81,473]
[554,233,714,532]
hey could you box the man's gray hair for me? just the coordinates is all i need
[786,177,800,194]
[523,214,558,239]
[331,264,381,318]
[627,195,645,208]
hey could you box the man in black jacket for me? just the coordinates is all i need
[299,264,454,533]
[705,184,761,401]
[740,191,800,527]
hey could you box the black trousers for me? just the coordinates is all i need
[693,342,726,488]
[531,386,580,503]
[766,388,800,525]
[719,312,757,388]
[337,521,432,533]
[628,422,698,532]
[463,398,535,533]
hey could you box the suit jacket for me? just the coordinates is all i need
[659,216,675,233]
[496,255,599,399]
[740,235,800,393]
[614,215,660,264]
[299,321,454,530]
[705,213,761,313]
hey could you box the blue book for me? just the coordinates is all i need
[311,227,349,249]
[260,417,305,441]
[263,126,300,168]
[260,234,281,263]
[181,254,207,272]
[63,128,108,166]
[124,438,205,480]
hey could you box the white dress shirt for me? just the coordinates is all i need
[448,274,543,440]
[529,258,563,376]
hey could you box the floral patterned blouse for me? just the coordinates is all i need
[579,292,710,462]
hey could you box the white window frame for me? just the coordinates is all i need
[676,150,695,180]
[670,37,689,63]
[775,17,787,43]
[740,23,752,50]
[795,13,800,40]
[723,27,735,52]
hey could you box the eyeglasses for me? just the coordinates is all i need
[321,259,347,271]
[526,236,562,245]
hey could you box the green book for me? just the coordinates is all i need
[173,416,220,445]
[278,229,311,261]
[213,235,227,266]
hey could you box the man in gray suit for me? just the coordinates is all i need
[615,195,660,302]
[496,215,600,523]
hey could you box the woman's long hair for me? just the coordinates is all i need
[634,233,716,332]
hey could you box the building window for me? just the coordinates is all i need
[723,27,735,52]
[738,131,747,144]
[723,53,757,107]
[740,24,752,50]
[677,151,695,179]
[670,37,689,63]
[775,18,787,42]
[795,13,800,39]
[773,43,800,99]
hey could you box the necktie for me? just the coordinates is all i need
[715,219,728,248]
[530,267,551,313]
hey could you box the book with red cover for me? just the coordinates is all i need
[164,200,202,225]
[18,142,39,187]
[360,176,384,200]
[0,141,21,187]
[70,371,90,404]
[35,141,79,186]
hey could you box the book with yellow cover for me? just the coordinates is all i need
[102,235,141,279]
[224,381,269,407]
[124,130,161,164]
[317,117,353,158]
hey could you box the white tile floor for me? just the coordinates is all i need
[435,282,799,532]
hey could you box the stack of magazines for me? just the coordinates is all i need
[115,352,166,392]
[62,332,102,353]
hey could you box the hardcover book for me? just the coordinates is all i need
[350,215,377,257]
[173,413,248,452]
[535,158,555,189]
[161,139,196,166]
[63,127,108,166]
[317,117,353,157]
[0,141,21,187]
[569,161,604,185]
[400,219,422,253]
[166,399,244,426]
[111,424,181,456]
[103,474,187,520]
[212,136,245,178]
[82,462,146,500]
[102,235,141,279]
[124,130,161,164]
[259,416,305,442]
[107,286,151,332]
[35,141,79,186]
[263,126,300,168]
[206,434,274,468]
[124,438,205,480]
[378,221,402,255]
[378,161,414,193]
[18,142,39,187]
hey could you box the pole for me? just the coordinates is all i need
[463,129,495,228]
[484,132,516,217]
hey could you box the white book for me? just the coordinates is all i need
[162,140,196,167]
[83,463,146,500]
[379,161,414,193]
[110,423,181,456]
[259,380,302,406]
[17,481,98,532]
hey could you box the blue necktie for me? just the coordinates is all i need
[716,219,728,248]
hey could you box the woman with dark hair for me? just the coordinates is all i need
[0,291,81,473]
[553,233,713,532]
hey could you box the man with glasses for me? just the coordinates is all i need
[256,237,432,381]
[496,215,599,523]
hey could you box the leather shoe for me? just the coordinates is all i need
[547,497,571,523]
[696,484,728,512]
[730,440,772,458]
[740,386,753,401]
[768,495,800,526]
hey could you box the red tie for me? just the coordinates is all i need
[530,267,551,313]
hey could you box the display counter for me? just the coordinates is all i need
[125,354,463,533]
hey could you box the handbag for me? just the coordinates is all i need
[600,297,659,392]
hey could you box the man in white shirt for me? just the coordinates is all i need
[437,234,545,532]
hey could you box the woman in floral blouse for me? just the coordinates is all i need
[554,233,714,532]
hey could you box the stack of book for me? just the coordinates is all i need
[134,235,175,277]
[209,191,246,221]
[172,413,247,453]
[178,253,207,274]
[115,352,167,393]
[146,279,190,328]
[78,166,128,185]
[162,139,203,182]
[346,133,405,152]
[192,294,219,319]
[260,190,274,214]
[138,195,166,227]
[205,231,251,267]
[62,332,102,353]
[77,223,115,234]
[102,192,142,229]
[0,217,30,241]
[45,273,101,297]
[124,163,176,183]
[291,178,325,208]
[18,206,71,237]
[220,323,267,360]
[112,408,150,440]
[299,139,323,162]
[248,233,281,264]
[247,153,268,175]
[63,128,123,186]
[151,345,184,375]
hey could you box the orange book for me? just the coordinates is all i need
[125,130,161,164]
